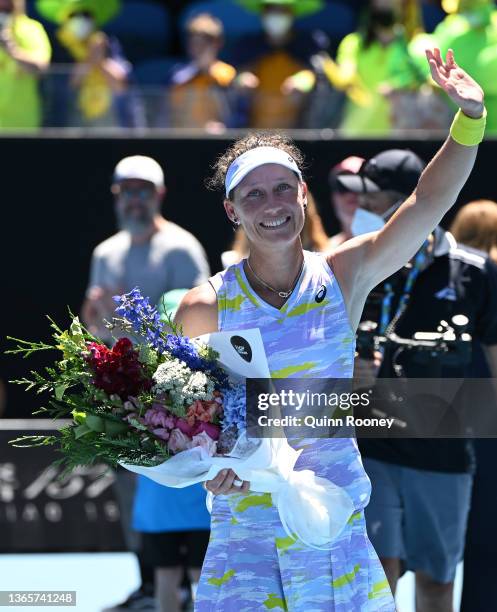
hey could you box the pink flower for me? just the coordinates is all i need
[164,415,176,429]
[192,421,220,441]
[152,428,170,441]
[144,407,177,429]
[144,408,165,428]
[175,418,197,437]
[167,428,191,454]
[189,431,218,456]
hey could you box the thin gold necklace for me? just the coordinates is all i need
[246,256,304,299]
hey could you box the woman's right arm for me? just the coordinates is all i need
[173,282,219,336]
[174,282,250,495]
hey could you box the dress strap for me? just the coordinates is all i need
[208,270,224,295]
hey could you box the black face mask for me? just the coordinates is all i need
[370,8,397,28]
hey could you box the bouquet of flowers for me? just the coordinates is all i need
[7,288,355,550]
[7,288,248,472]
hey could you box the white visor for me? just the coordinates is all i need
[225,146,302,197]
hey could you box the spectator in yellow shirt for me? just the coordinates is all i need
[0,0,51,130]
[166,13,239,130]
[409,0,497,134]
[35,0,143,128]
[332,0,419,135]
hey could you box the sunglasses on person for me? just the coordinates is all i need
[113,185,156,200]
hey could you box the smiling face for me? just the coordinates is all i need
[224,163,306,248]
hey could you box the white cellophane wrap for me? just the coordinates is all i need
[120,328,355,549]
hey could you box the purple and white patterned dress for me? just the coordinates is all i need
[195,251,395,611]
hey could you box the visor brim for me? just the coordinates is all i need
[335,174,380,193]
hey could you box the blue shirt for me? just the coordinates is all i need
[132,476,211,533]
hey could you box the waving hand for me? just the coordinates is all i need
[426,48,484,119]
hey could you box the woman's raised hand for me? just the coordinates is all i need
[204,469,250,495]
[426,48,484,119]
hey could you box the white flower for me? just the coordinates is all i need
[152,359,191,394]
[181,371,215,404]
[152,359,214,410]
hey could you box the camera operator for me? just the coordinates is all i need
[338,149,497,611]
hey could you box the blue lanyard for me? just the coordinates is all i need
[379,240,430,336]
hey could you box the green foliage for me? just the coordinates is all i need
[6,300,226,477]
[198,344,221,363]
[6,312,171,472]
[10,423,170,476]
[7,314,95,398]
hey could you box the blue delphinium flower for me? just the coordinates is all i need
[221,384,246,434]
[164,335,229,388]
[113,288,167,352]
[164,334,204,370]
[113,289,226,387]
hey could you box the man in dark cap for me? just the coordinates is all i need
[341,149,497,612]
[337,149,426,238]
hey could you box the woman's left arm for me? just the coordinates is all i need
[332,48,485,327]
[361,49,484,289]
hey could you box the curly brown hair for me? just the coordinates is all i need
[207,132,306,199]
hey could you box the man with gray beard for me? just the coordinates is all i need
[82,155,210,612]
[82,155,210,341]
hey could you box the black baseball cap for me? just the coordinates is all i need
[336,149,425,196]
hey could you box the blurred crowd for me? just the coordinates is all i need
[1,0,497,133]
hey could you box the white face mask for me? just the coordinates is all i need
[351,208,385,236]
[66,15,95,40]
[351,199,403,236]
[262,13,293,39]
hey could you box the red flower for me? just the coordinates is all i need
[113,338,133,355]
[85,339,151,399]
